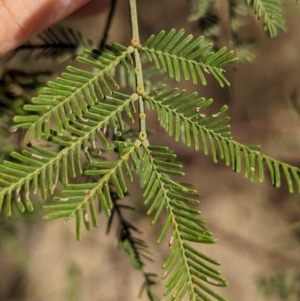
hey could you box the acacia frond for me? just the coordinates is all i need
[246,0,285,37]
[118,224,160,299]
[8,26,92,60]
[147,85,231,147]
[107,195,160,301]
[43,141,137,240]
[147,86,300,193]
[12,44,134,144]
[112,202,150,269]
[0,93,138,217]
[141,29,236,87]
[141,145,228,301]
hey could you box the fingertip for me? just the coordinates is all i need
[0,0,92,56]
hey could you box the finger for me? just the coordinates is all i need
[0,0,91,56]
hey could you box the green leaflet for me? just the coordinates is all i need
[147,86,300,193]
[43,141,137,240]
[141,29,236,87]
[0,93,137,215]
[12,44,134,144]
[246,0,285,37]
[139,146,227,301]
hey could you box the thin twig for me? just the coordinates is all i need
[99,0,118,50]
[129,0,148,145]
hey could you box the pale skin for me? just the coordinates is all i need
[0,0,109,57]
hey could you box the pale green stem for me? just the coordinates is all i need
[129,0,148,145]
[129,0,139,42]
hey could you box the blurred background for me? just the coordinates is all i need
[1,0,300,300]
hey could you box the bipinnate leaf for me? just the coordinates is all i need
[147,86,300,193]
[12,44,134,144]
[43,141,137,240]
[246,0,285,37]
[139,145,228,301]
[107,195,161,301]
[0,93,138,216]
[9,25,93,60]
[141,29,236,87]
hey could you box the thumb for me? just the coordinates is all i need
[0,0,101,56]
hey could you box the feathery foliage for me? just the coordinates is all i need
[1,0,300,300]
[246,0,285,37]
[107,193,161,301]
[0,92,137,216]
[141,145,228,300]
[43,141,137,239]
[141,29,235,87]
[188,0,284,62]
[8,26,92,61]
[147,86,300,192]
[12,45,134,144]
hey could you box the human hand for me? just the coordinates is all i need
[0,0,109,57]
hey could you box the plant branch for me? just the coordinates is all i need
[129,0,140,42]
[99,0,118,50]
[129,0,148,146]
